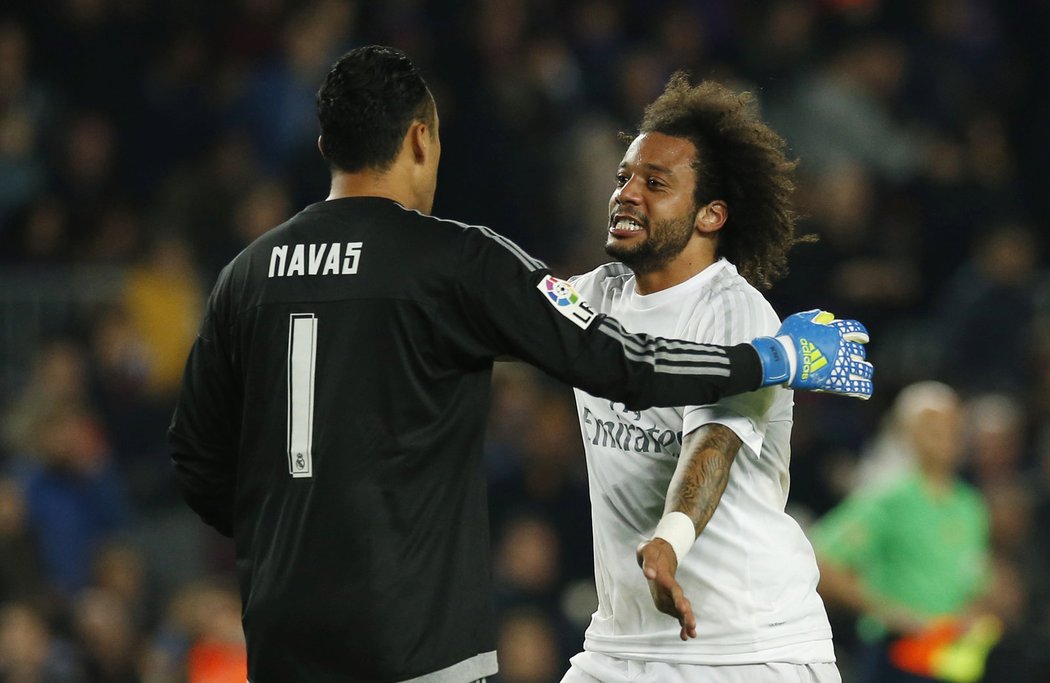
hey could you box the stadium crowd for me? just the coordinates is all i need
[1,0,1049,680]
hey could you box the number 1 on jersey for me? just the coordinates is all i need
[287,313,317,478]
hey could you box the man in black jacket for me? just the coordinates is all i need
[168,46,872,683]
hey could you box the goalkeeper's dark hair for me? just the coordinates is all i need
[317,45,435,173]
[635,73,806,290]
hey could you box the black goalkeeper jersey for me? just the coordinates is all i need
[168,197,761,682]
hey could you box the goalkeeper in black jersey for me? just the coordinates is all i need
[168,46,872,683]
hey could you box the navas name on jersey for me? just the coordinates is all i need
[268,242,363,278]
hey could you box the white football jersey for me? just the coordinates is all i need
[570,259,834,664]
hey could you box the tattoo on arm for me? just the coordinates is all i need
[667,424,742,535]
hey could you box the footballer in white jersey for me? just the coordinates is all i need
[560,73,844,683]
[570,259,835,664]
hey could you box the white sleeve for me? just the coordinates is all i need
[681,286,781,457]
[683,390,775,458]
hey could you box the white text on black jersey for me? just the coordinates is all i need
[268,242,363,278]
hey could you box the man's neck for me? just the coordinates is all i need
[327,169,418,210]
[918,463,956,498]
[633,253,718,295]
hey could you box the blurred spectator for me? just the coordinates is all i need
[2,339,90,456]
[565,0,623,104]
[219,0,285,69]
[740,0,820,81]
[88,306,151,442]
[0,196,72,265]
[911,108,1020,290]
[495,606,563,683]
[811,381,997,683]
[963,393,1029,490]
[91,540,150,629]
[492,514,580,672]
[489,386,592,584]
[653,1,726,75]
[935,222,1040,394]
[230,177,292,247]
[183,584,246,683]
[131,29,218,195]
[121,234,204,400]
[0,19,49,227]
[232,0,357,171]
[33,0,150,115]
[485,363,547,478]
[0,479,49,610]
[903,0,1006,136]
[0,601,81,682]
[152,130,262,280]
[494,514,562,610]
[765,31,922,183]
[140,579,245,683]
[70,587,141,683]
[50,112,120,256]
[12,400,129,597]
[486,371,599,645]
[776,160,922,335]
[79,202,143,265]
[87,305,176,516]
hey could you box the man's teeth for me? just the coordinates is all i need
[613,219,643,232]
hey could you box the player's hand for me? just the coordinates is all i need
[750,309,873,399]
[636,539,697,640]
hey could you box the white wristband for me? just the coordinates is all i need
[652,511,696,563]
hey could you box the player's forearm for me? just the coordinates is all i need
[665,424,741,532]
[571,316,762,410]
[650,424,740,561]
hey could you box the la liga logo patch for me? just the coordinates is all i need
[537,275,597,329]
[542,276,580,306]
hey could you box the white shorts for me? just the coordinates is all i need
[560,651,841,683]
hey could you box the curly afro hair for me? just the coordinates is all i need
[635,73,808,290]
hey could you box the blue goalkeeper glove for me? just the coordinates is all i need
[750,310,873,399]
